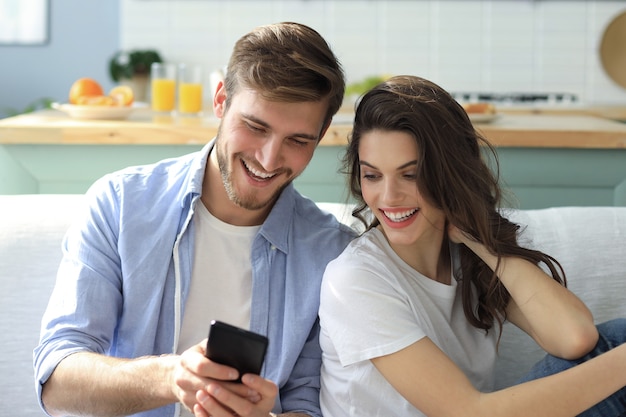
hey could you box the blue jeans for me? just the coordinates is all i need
[517,318,626,417]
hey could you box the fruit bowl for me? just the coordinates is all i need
[52,102,147,120]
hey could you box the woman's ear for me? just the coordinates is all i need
[213,81,227,118]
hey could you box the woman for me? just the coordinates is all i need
[319,75,626,417]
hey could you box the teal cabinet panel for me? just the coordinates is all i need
[505,186,616,210]
[301,146,346,181]
[0,146,37,193]
[496,148,626,186]
[616,179,626,206]
[1,145,203,194]
[496,148,626,208]
[2,144,625,209]
[295,145,350,203]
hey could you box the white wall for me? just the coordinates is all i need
[120,0,626,107]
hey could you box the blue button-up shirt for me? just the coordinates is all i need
[34,141,355,417]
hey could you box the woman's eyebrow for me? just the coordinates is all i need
[359,160,418,170]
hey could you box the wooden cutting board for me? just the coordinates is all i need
[600,11,626,90]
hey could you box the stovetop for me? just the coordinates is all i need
[451,92,580,107]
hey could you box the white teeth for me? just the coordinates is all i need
[243,160,276,179]
[382,208,418,222]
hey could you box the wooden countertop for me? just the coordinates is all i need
[0,109,214,146]
[1,108,626,149]
[473,113,626,149]
[497,105,626,121]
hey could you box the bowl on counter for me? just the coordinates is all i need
[52,102,148,120]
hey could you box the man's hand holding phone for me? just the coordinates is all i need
[175,321,278,416]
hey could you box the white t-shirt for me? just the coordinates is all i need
[177,202,260,417]
[319,228,498,417]
[177,201,260,353]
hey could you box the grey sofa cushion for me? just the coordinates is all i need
[495,207,626,388]
[2,197,624,416]
[0,194,85,417]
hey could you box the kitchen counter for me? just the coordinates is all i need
[497,105,626,122]
[474,113,626,149]
[2,108,626,207]
[1,108,626,149]
[0,109,213,146]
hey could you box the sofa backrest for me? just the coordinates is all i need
[495,207,626,388]
[1,195,625,416]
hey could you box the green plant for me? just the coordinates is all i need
[2,97,54,118]
[345,74,392,97]
[108,49,163,82]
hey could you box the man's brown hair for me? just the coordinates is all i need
[224,22,345,126]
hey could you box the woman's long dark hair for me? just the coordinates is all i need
[344,75,566,336]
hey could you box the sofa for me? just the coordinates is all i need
[1,194,625,417]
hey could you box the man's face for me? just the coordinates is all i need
[213,85,330,212]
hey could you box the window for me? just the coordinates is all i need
[0,0,48,45]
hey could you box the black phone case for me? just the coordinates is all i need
[205,320,269,381]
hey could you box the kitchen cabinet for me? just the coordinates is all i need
[1,109,626,209]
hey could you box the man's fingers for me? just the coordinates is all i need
[196,377,277,417]
[241,374,278,400]
[197,387,239,417]
[180,341,239,381]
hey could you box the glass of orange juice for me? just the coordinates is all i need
[178,63,204,116]
[150,63,177,113]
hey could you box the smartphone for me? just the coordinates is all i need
[205,320,269,381]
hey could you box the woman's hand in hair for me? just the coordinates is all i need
[449,223,598,359]
[447,223,494,265]
[447,223,477,246]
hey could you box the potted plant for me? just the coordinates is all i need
[108,49,163,102]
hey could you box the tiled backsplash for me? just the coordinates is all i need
[120,0,626,106]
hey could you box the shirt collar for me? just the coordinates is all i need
[258,183,298,254]
[180,139,215,209]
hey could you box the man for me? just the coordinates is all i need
[34,22,354,417]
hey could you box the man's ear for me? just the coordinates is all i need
[213,81,227,118]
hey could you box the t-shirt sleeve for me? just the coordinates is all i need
[320,253,426,367]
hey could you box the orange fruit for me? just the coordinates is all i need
[109,85,134,106]
[69,78,104,104]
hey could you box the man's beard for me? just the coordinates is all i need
[215,136,286,211]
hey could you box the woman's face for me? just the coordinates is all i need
[358,129,446,255]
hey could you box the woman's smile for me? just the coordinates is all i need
[379,207,420,228]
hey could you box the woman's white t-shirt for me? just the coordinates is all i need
[319,228,498,417]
